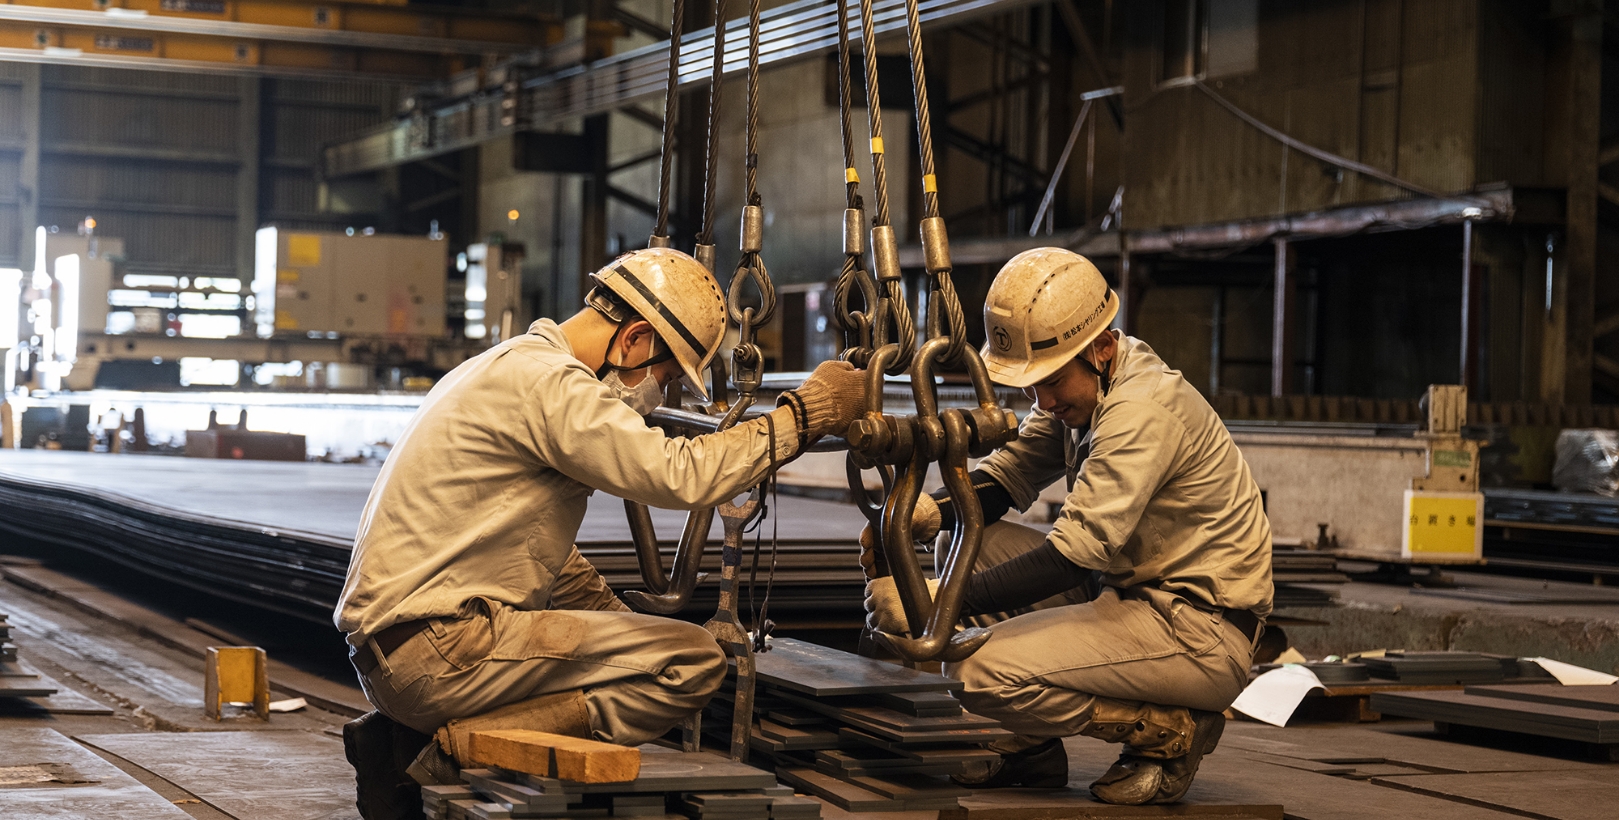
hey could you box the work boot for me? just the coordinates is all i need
[434,690,592,768]
[343,710,433,820]
[1083,701,1223,806]
[951,736,1068,789]
[1152,709,1226,803]
[405,741,462,787]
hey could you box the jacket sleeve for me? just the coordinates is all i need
[549,545,630,612]
[1046,398,1186,570]
[974,408,1070,511]
[523,365,799,510]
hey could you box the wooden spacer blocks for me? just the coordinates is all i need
[467,730,640,783]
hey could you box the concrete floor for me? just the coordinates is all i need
[2,556,1616,819]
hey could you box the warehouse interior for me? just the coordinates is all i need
[3,1,1619,818]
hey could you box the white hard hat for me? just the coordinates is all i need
[588,248,726,402]
[980,248,1118,388]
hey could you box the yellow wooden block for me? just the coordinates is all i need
[468,730,640,783]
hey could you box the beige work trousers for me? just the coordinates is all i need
[939,522,1257,738]
[355,597,726,746]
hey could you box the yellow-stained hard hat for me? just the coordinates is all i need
[588,248,726,402]
[980,248,1118,388]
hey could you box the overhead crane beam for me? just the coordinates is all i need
[0,0,560,81]
[321,0,1047,176]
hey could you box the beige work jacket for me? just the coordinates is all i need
[976,332,1274,618]
[335,319,797,646]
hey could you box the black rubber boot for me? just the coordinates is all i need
[951,737,1069,789]
[343,710,433,820]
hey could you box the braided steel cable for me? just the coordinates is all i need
[651,0,686,240]
[855,0,914,374]
[744,0,763,206]
[830,0,877,365]
[696,0,728,245]
[899,0,966,362]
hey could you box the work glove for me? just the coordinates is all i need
[778,360,868,441]
[855,494,942,559]
[863,576,940,635]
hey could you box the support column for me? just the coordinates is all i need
[1459,219,1474,391]
[1549,2,1602,403]
[1271,237,1296,397]
[18,64,41,271]
[236,77,262,285]
[578,113,611,296]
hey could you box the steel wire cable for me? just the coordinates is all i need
[899,0,966,362]
[855,0,915,374]
[696,0,728,245]
[831,0,878,365]
[651,0,687,240]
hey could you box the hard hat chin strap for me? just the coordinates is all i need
[1075,349,1111,397]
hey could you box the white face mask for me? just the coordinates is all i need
[603,368,664,416]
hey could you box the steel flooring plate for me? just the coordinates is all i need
[0,728,191,819]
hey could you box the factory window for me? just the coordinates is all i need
[1162,0,1258,84]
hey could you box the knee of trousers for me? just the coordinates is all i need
[656,621,728,700]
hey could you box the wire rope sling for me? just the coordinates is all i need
[618,0,784,763]
[835,0,1018,664]
[620,0,734,616]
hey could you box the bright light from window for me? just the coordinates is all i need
[54,254,79,364]
[252,361,303,386]
[179,357,241,387]
[254,227,278,338]
[194,277,242,292]
[105,311,136,335]
[124,274,179,289]
[110,290,179,308]
[178,314,241,339]
[0,268,21,348]
[178,292,242,311]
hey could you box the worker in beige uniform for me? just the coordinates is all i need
[865,248,1271,806]
[337,248,867,819]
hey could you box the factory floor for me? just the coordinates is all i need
[1,556,1615,819]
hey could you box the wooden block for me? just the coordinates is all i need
[468,730,641,783]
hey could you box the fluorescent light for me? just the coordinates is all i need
[254,227,278,338]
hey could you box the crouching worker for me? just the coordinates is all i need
[865,248,1272,806]
[337,248,868,819]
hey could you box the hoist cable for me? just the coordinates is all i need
[855,0,915,374]
[651,0,686,240]
[696,0,728,245]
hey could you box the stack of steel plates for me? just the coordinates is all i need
[1370,682,1619,755]
[1483,488,1619,577]
[422,749,810,820]
[1360,651,1516,685]
[707,638,1005,813]
[1272,546,1349,609]
[0,613,57,699]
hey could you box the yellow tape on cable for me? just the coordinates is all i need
[870,137,884,155]
[846,167,860,183]
[922,174,937,193]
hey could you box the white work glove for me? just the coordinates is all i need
[856,494,943,554]
[863,576,940,635]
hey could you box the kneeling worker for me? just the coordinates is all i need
[867,248,1271,805]
[338,247,867,818]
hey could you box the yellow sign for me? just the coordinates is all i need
[1402,490,1482,561]
[286,234,322,267]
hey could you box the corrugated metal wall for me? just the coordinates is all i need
[1120,0,1489,231]
[0,65,395,276]
[0,63,27,266]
